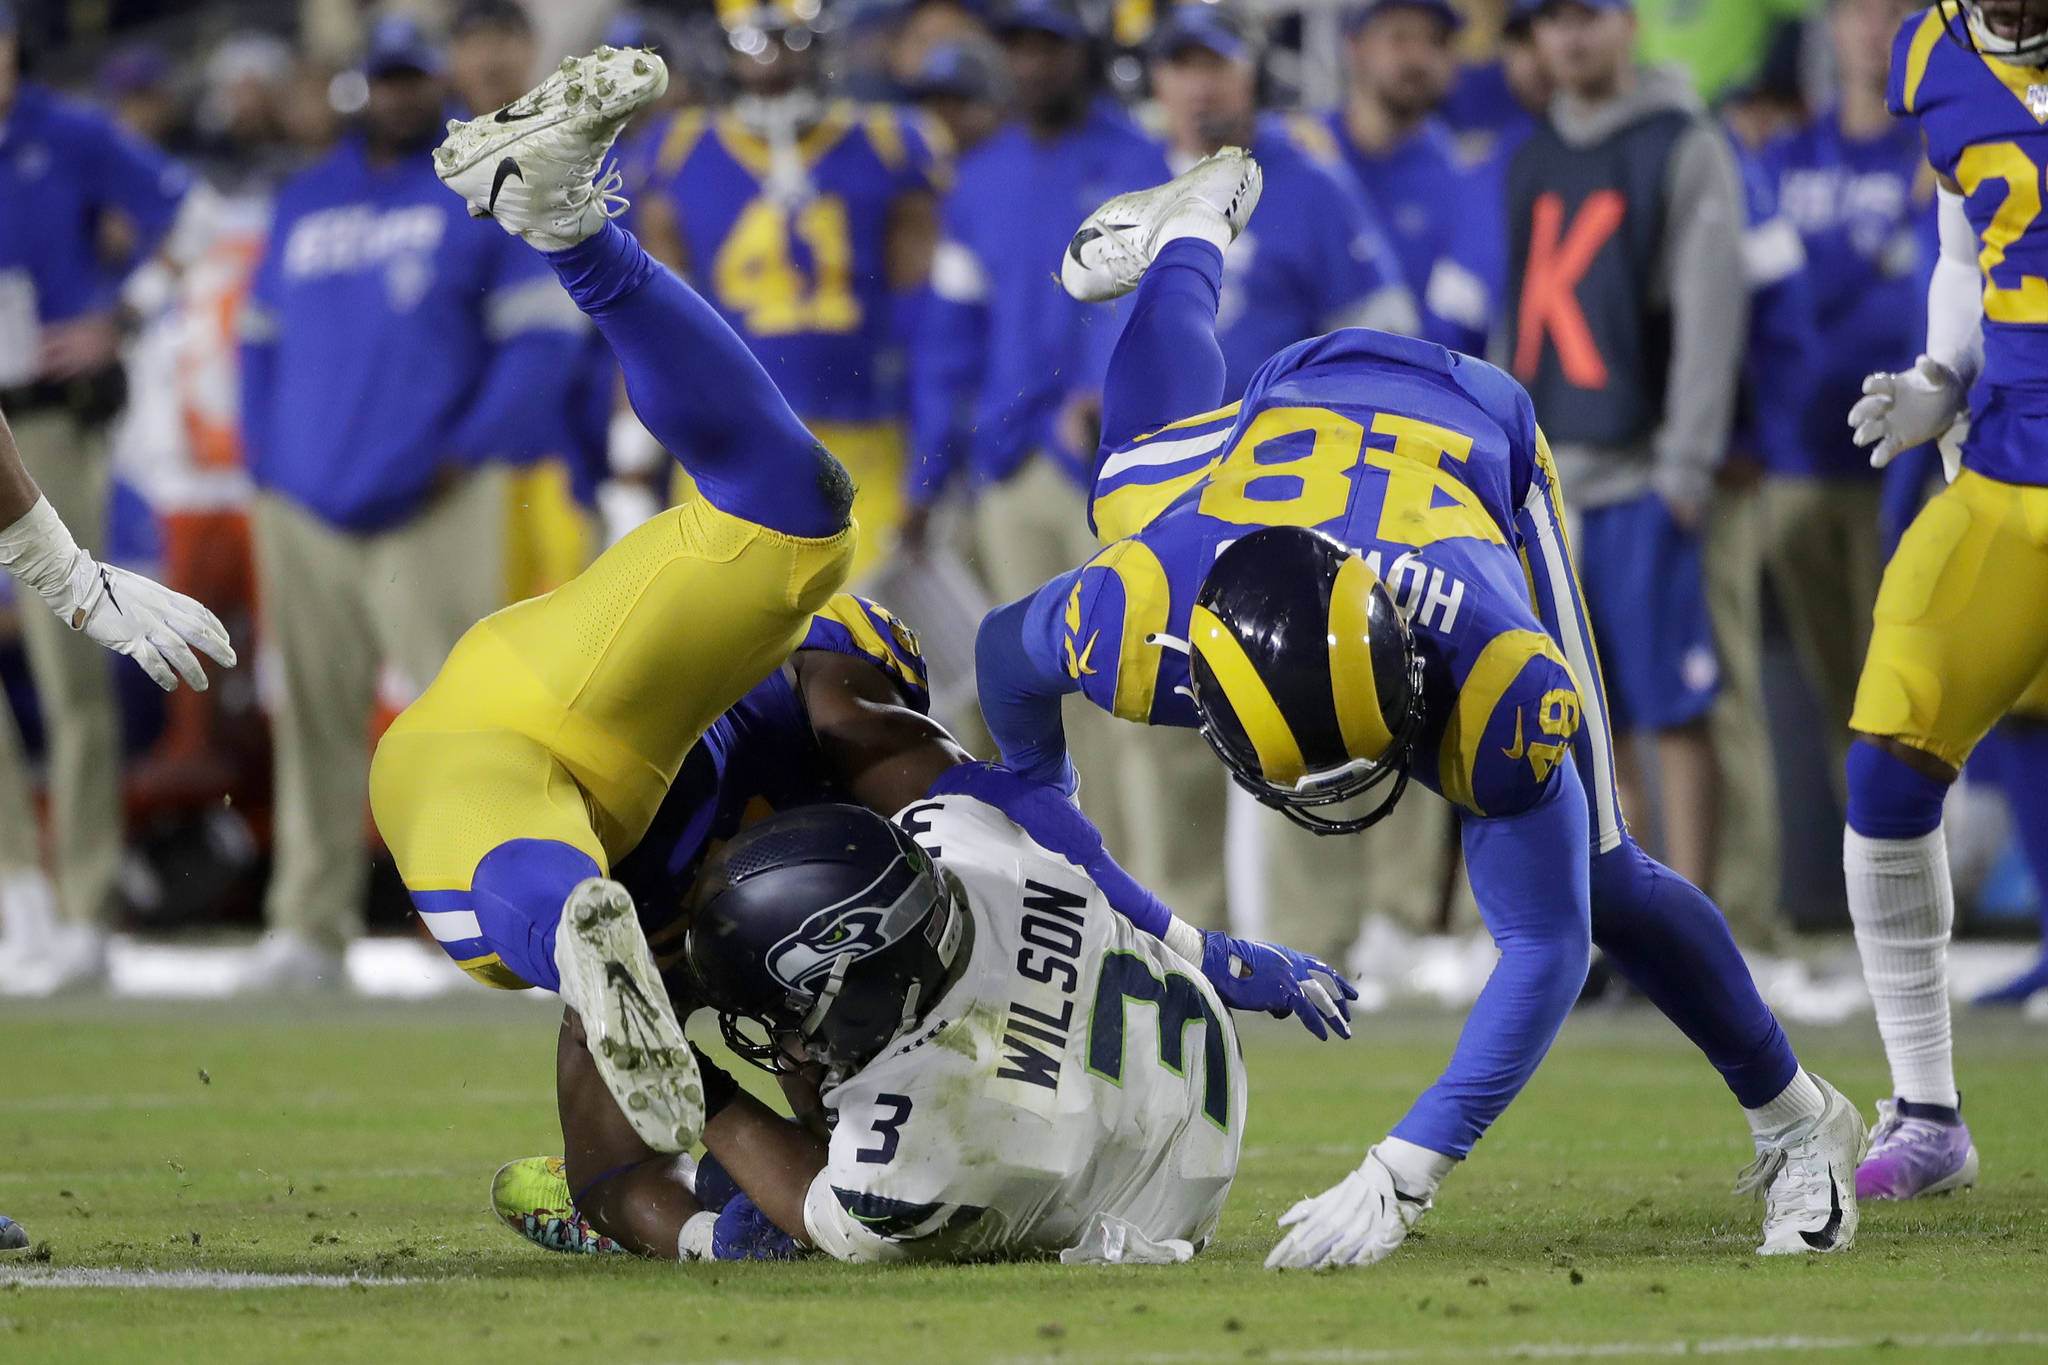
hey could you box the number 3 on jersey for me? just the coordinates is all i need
[712,194,861,336]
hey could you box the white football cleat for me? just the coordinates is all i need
[1739,1073,1866,1256]
[1061,146,1263,303]
[555,877,703,1154]
[435,46,668,250]
[1264,1145,1429,1270]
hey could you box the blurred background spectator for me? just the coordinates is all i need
[1,0,2041,1013]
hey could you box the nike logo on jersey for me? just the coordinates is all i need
[1063,631,1099,679]
[1503,710,1525,761]
[488,157,524,215]
[1799,1168,1844,1250]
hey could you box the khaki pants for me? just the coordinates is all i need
[254,471,506,951]
[0,410,120,925]
[1705,482,1783,950]
[1761,476,1883,803]
[973,457,1136,861]
[1114,722,1229,931]
[1261,789,1475,964]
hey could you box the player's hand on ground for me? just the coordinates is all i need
[1849,355,1966,469]
[1201,931,1357,1040]
[711,1191,803,1261]
[1265,1147,1429,1271]
[62,554,235,691]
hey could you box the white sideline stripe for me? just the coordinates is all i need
[0,1267,421,1290]
[417,908,483,943]
[988,1332,2048,1365]
[1096,427,1231,483]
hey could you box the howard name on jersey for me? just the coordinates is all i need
[803,794,1245,1264]
[1041,326,1583,822]
[1892,1,2048,482]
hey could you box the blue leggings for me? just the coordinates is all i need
[544,221,851,536]
[1096,238,1228,457]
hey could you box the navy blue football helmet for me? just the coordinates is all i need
[684,805,969,1075]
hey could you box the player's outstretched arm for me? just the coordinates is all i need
[0,403,234,691]
[1849,182,1980,476]
[975,588,1085,794]
[796,649,971,814]
[1269,766,1593,1270]
[924,760,1358,1040]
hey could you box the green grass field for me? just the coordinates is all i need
[2,992,2045,1365]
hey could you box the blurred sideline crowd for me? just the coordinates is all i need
[2,0,2043,1002]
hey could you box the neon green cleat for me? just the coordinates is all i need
[489,1156,623,1255]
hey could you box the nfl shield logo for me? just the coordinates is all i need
[2029,84,2048,120]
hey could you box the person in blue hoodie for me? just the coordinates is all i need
[236,17,585,991]
[905,0,1168,855]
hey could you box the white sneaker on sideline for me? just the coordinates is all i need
[0,918,109,997]
[435,46,668,250]
[1739,1073,1865,1255]
[234,930,346,993]
[554,878,702,1154]
[1061,146,1263,303]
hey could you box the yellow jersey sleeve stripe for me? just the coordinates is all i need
[1190,602,1307,785]
[1093,468,1212,544]
[1329,556,1395,762]
[1437,629,1569,815]
[864,106,907,172]
[1101,541,1173,724]
[1133,401,1244,443]
[1901,5,1952,114]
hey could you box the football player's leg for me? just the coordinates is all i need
[1975,713,2048,1005]
[369,723,607,992]
[1097,237,1229,454]
[545,221,852,539]
[1845,472,2048,1195]
[555,1007,706,1258]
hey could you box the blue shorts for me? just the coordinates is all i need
[1575,492,1718,732]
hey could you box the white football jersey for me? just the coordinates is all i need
[801,794,1246,1263]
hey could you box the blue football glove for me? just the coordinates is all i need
[711,1192,803,1261]
[1201,931,1358,1040]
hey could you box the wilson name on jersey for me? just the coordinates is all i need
[803,794,1245,1263]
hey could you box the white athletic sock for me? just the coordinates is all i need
[1845,826,1958,1108]
[1155,204,1232,254]
[1743,1067,1826,1141]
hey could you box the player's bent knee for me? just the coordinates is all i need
[1845,737,1952,840]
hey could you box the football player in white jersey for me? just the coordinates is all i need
[679,789,1245,1263]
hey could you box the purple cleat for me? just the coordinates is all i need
[1855,1099,1978,1200]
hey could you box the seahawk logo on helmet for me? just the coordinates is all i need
[686,805,969,1073]
[765,865,938,993]
[1187,525,1426,835]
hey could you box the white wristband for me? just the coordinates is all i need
[1163,915,1206,968]
[678,1210,718,1261]
[0,496,85,608]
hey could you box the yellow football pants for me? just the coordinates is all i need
[370,495,857,985]
[1850,469,2048,769]
[504,458,597,603]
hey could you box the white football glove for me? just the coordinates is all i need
[0,497,234,692]
[1264,1145,1432,1271]
[1848,355,1967,472]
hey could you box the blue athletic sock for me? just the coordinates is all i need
[543,221,848,536]
[1588,838,1799,1108]
[1096,237,1227,455]
[1845,739,1948,840]
[469,839,605,993]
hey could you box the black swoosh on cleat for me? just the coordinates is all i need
[487,157,523,216]
[1799,1167,1844,1250]
[1067,220,1140,266]
[493,101,544,123]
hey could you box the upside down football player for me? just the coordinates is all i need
[368,49,1346,1259]
[1834,0,2048,1200]
[974,149,1868,1267]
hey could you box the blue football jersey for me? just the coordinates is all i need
[636,102,944,425]
[1041,329,1583,820]
[611,595,931,962]
[1893,3,2048,476]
